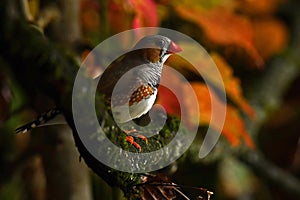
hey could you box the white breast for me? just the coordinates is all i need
[112,90,157,123]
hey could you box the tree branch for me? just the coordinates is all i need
[0,0,140,197]
[236,1,300,197]
[0,1,182,199]
[237,150,300,197]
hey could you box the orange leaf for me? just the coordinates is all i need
[166,42,228,91]
[175,6,264,67]
[108,1,133,33]
[191,83,254,148]
[211,53,255,118]
[166,43,255,119]
[80,0,101,34]
[157,67,255,148]
[189,83,219,126]
[253,19,288,60]
[236,0,285,15]
[158,66,197,128]
[223,105,255,148]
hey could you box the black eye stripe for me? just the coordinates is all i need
[159,48,167,62]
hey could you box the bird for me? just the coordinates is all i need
[15,35,182,150]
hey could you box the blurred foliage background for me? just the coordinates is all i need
[1,0,300,199]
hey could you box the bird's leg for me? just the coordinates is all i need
[124,129,148,151]
[137,135,148,144]
[125,129,148,143]
[125,135,141,152]
[124,129,137,134]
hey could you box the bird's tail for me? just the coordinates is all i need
[15,108,65,133]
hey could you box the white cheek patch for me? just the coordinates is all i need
[160,54,171,64]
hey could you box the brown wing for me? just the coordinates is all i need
[97,54,126,96]
[97,50,147,101]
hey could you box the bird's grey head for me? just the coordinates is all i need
[133,35,182,64]
[131,35,182,87]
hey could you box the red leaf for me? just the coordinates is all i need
[157,66,255,148]
[108,0,158,34]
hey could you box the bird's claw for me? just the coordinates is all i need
[125,129,149,151]
[126,135,141,152]
[125,129,137,134]
[137,135,148,144]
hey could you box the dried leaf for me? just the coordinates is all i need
[139,173,213,200]
[28,0,40,20]
[141,173,176,200]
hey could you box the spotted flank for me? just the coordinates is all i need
[15,108,61,133]
[129,85,154,105]
[112,89,157,124]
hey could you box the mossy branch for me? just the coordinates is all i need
[0,1,184,199]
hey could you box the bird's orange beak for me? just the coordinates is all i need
[168,41,182,53]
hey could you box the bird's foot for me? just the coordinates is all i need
[137,134,148,144]
[125,129,148,151]
[126,136,141,152]
[125,129,137,135]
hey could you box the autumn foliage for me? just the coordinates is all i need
[78,0,288,148]
[1,0,299,200]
